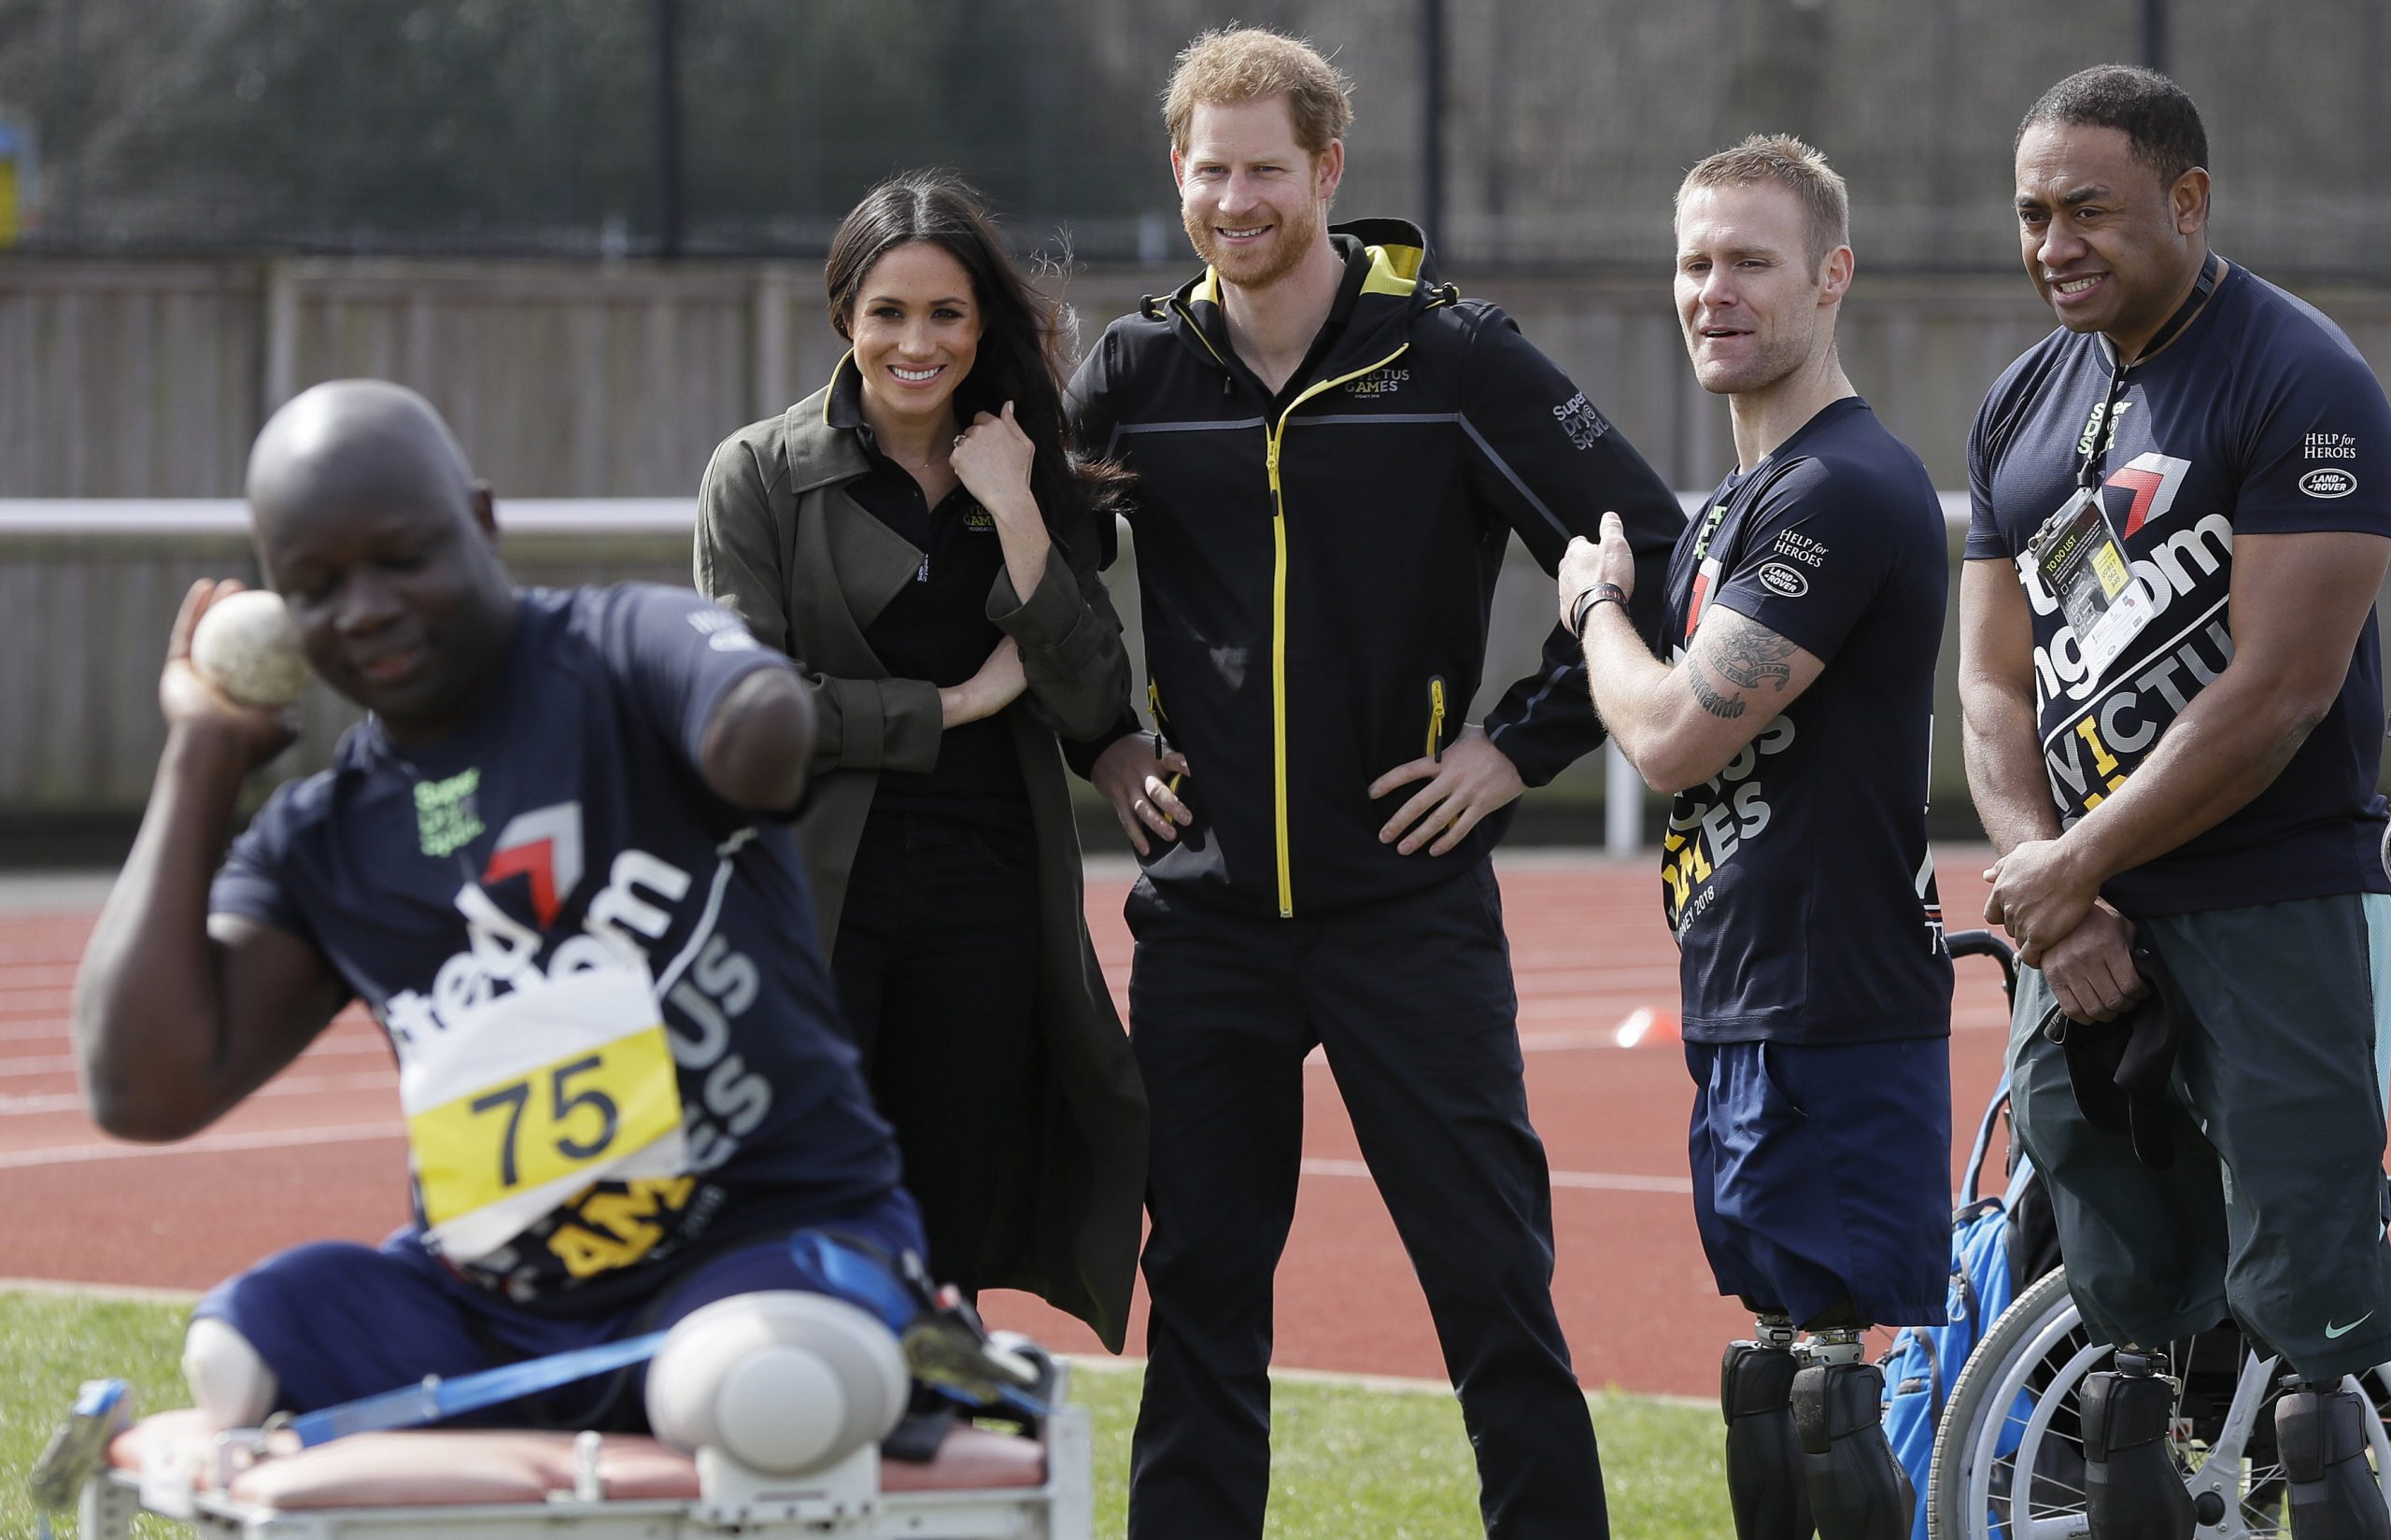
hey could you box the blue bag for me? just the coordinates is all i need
[1880,1081,2031,1540]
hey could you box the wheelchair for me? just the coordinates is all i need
[1922,935,2391,1537]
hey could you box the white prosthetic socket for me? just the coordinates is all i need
[182,1318,278,1432]
[645,1293,909,1475]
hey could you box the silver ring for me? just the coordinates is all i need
[953,434,966,448]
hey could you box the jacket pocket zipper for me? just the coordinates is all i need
[1426,676,1448,763]
[1148,678,1183,794]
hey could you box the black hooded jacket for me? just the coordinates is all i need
[1069,219,1684,916]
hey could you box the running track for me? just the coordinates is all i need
[0,850,2014,1399]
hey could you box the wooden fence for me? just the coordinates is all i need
[9,256,2391,500]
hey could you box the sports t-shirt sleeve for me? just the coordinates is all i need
[1965,383,2018,561]
[1705,458,1902,664]
[208,780,314,940]
[2232,326,2391,538]
[601,585,801,778]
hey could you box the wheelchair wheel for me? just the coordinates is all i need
[1926,1266,2391,1538]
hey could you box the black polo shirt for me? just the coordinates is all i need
[827,361,1027,828]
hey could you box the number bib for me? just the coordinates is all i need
[398,957,686,1265]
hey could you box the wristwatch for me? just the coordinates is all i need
[1566,583,1628,640]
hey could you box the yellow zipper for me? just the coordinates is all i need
[1263,342,1412,917]
[1148,678,1184,795]
[1426,675,1448,762]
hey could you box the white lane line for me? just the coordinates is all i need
[1300,1157,1691,1195]
[0,1122,404,1170]
[0,1128,1695,1196]
[0,1276,202,1305]
[0,1072,397,1117]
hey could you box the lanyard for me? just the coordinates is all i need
[2075,250,2222,490]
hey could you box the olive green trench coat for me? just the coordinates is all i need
[691,380,1147,1350]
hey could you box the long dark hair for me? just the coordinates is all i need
[825,171,1120,538]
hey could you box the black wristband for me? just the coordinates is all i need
[1567,583,1628,640]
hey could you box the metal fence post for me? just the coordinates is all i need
[1605,740,1640,858]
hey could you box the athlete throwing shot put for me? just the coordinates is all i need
[71,379,951,1439]
[1561,138,1952,1540]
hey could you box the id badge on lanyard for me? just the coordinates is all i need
[2029,485,2154,685]
[399,953,687,1264]
[2020,250,2217,689]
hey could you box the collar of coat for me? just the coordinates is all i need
[779,354,876,498]
[1145,218,1459,382]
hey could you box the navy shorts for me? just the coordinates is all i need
[191,1187,925,1428]
[1686,1037,1950,1329]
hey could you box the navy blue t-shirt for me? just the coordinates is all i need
[212,585,902,1312]
[1662,398,1954,1044]
[1967,260,2391,916]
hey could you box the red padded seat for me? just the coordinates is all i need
[109,1409,1045,1512]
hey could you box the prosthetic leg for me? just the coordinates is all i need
[1721,1314,1813,1540]
[1789,1328,1910,1540]
[2276,1378,2391,1540]
[2079,1349,2192,1540]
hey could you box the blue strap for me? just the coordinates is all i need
[274,1229,1044,1446]
[283,1330,670,1448]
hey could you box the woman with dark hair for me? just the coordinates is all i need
[692,172,1145,1349]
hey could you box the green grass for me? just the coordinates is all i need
[1,1289,1729,1537]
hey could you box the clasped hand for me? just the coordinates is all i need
[948,402,1037,524]
[1555,512,1638,626]
[1091,732,1195,856]
[1984,839,2152,1024]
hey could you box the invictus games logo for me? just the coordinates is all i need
[1552,392,1610,449]
[416,768,486,858]
[1343,365,1409,398]
[2300,467,2357,500]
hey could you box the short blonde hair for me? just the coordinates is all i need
[1163,27,1354,156]
[1677,134,1851,268]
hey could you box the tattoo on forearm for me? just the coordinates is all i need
[1688,662,1747,719]
[1702,620,1796,692]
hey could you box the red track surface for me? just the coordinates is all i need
[0,851,2013,1398]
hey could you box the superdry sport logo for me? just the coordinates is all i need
[1552,392,1609,449]
[416,769,485,857]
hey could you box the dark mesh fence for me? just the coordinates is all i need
[1,0,2387,275]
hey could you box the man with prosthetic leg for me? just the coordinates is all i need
[1563,137,1954,1540]
[1964,67,2391,1540]
[63,380,1040,1487]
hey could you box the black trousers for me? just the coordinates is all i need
[1124,860,1606,1539]
[832,810,1040,1298]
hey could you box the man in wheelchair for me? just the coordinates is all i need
[62,380,1032,1477]
[1965,64,2391,1540]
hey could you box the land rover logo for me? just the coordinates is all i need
[2300,467,2357,499]
[1758,562,1809,598]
